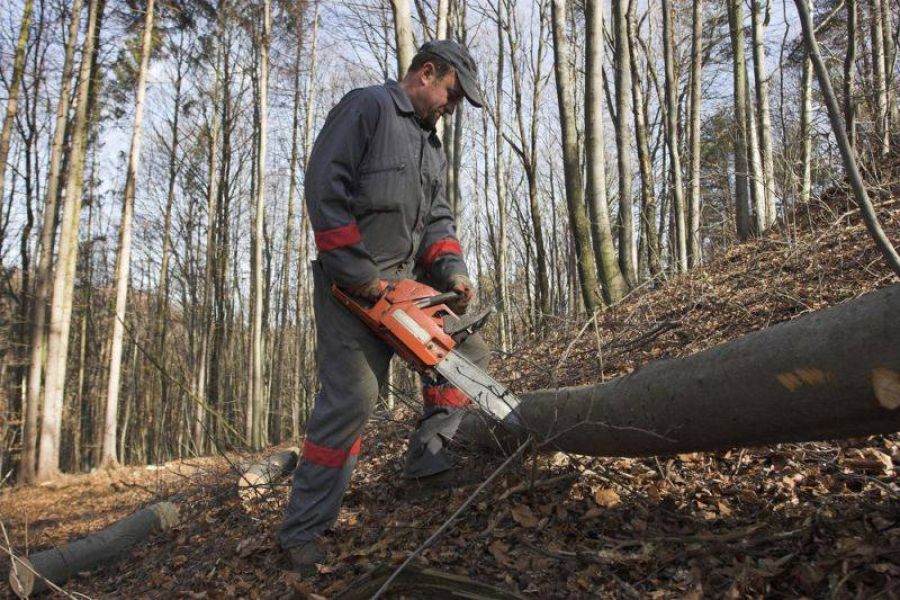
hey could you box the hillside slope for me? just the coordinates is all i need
[1,189,898,599]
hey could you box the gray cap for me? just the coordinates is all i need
[417,40,483,108]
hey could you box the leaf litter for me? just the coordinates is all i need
[1,183,899,597]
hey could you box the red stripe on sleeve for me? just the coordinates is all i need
[315,223,362,252]
[419,239,462,269]
[423,386,471,408]
[303,437,361,468]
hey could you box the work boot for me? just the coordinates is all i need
[284,539,326,576]
[400,467,485,501]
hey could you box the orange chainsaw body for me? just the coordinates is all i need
[331,279,457,373]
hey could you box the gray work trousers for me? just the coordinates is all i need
[279,261,489,549]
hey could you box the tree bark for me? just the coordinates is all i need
[661,0,688,272]
[750,0,777,229]
[844,0,857,150]
[0,0,34,209]
[8,502,179,598]
[460,285,900,457]
[21,0,85,483]
[37,0,102,482]
[586,0,627,304]
[869,0,889,155]
[101,0,156,468]
[726,0,752,240]
[687,0,703,267]
[390,0,415,78]
[612,0,637,287]
[550,0,601,312]
[249,0,271,451]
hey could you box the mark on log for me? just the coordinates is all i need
[776,368,835,391]
[873,368,900,409]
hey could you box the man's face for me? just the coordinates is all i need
[417,65,465,129]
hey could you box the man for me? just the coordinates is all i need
[279,40,487,575]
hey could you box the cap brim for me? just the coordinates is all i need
[457,69,483,108]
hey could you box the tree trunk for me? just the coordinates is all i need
[238,448,299,505]
[844,0,857,150]
[100,0,156,468]
[249,0,271,451]
[8,502,179,598]
[0,0,34,209]
[687,0,703,266]
[612,0,637,287]
[869,0,889,155]
[726,0,752,240]
[461,285,900,457]
[586,0,626,303]
[37,0,102,482]
[750,0,777,229]
[661,0,688,272]
[390,0,415,78]
[550,0,601,312]
[21,0,85,483]
[627,5,661,279]
[745,78,767,234]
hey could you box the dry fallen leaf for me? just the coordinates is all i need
[511,503,540,528]
[593,487,621,508]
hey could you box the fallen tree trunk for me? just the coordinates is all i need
[460,284,900,456]
[238,447,299,506]
[7,501,179,598]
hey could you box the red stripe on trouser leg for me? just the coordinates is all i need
[314,223,362,251]
[419,238,462,269]
[303,437,361,468]
[423,386,470,408]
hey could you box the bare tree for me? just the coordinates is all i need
[0,0,34,207]
[586,0,626,302]
[37,0,103,481]
[550,0,601,311]
[687,0,703,266]
[611,0,637,286]
[661,0,687,272]
[390,0,415,77]
[726,0,752,240]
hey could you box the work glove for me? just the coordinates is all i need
[345,278,386,302]
[446,274,473,314]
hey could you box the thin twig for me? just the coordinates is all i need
[370,437,533,600]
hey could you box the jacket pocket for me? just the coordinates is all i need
[358,157,408,212]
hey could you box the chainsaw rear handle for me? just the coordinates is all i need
[416,290,461,308]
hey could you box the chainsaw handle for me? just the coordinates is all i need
[417,290,461,308]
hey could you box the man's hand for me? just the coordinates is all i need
[447,274,473,314]
[345,278,386,302]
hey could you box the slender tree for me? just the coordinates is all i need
[37,0,103,481]
[661,0,687,272]
[101,0,157,467]
[390,0,415,78]
[21,0,85,483]
[585,0,626,302]
[726,0,752,240]
[0,0,34,207]
[687,0,703,266]
[612,0,637,286]
[550,0,601,311]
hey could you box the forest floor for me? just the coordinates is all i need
[2,180,900,598]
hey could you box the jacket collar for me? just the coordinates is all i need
[386,80,415,115]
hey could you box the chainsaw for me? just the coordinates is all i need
[332,279,524,433]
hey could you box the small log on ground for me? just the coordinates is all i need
[238,447,299,505]
[460,284,900,457]
[7,501,179,598]
[335,563,527,599]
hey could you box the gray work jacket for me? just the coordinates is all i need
[305,80,467,290]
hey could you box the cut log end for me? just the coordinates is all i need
[7,556,36,599]
[873,368,900,410]
[238,448,299,506]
